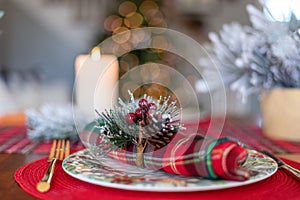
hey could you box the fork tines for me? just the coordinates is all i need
[48,139,70,162]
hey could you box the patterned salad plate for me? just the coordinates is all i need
[62,149,277,192]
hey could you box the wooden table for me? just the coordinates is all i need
[0,153,44,199]
[1,152,300,200]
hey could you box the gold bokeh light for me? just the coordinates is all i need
[119,1,137,17]
[139,0,159,14]
[124,12,144,28]
[104,15,122,32]
[102,0,174,100]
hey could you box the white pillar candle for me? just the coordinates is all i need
[75,47,119,120]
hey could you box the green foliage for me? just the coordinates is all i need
[94,91,183,150]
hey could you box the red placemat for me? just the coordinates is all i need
[15,155,300,200]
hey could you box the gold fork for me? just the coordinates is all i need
[36,139,70,192]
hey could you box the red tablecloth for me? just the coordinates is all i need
[3,118,300,154]
[15,155,300,200]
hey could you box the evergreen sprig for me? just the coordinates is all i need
[94,91,183,151]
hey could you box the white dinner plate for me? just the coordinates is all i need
[62,149,277,192]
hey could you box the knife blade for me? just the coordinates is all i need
[261,150,300,182]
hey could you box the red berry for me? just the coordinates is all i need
[125,113,137,124]
[148,103,157,110]
[148,103,157,115]
[138,98,148,108]
[135,108,143,119]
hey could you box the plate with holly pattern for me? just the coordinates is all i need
[62,149,277,192]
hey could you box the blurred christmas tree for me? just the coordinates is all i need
[95,0,177,100]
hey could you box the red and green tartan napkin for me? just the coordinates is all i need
[81,122,249,181]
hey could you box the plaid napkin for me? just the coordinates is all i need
[82,122,249,181]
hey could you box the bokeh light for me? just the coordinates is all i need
[124,12,144,28]
[102,1,174,101]
[112,27,131,44]
[120,42,133,52]
[104,15,123,32]
[131,29,152,47]
[120,53,139,73]
[139,0,159,14]
[148,13,164,26]
[119,1,137,17]
[133,83,178,104]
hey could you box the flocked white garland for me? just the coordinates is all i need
[197,0,300,98]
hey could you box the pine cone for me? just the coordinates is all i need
[142,113,178,149]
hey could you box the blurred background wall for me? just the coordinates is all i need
[0,0,260,115]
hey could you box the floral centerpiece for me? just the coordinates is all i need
[197,1,300,140]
